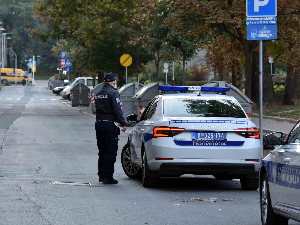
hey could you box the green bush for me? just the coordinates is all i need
[274,84,285,100]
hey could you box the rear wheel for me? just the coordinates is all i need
[142,151,159,187]
[240,177,259,190]
[260,172,289,225]
[67,94,71,101]
[121,143,142,179]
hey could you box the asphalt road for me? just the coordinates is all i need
[0,81,298,225]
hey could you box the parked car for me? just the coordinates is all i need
[62,77,99,100]
[261,125,300,224]
[121,86,260,188]
[52,86,66,95]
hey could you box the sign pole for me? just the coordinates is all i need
[166,71,167,84]
[259,40,264,161]
[126,67,127,84]
[32,56,35,86]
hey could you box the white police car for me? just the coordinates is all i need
[261,127,300,224]
[121,86,261,188]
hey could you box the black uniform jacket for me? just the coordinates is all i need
[95,83,126,127]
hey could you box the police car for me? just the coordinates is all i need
[121,86,261,188]
[261,127,300,224]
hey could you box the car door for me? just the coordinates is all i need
[272,121,300,218]
[131,98,158,161]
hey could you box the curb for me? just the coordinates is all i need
[252,113,298,124]
[252,114,292,135]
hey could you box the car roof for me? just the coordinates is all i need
[160,93,237,101]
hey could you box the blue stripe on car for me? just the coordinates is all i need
[174,140,244,146]
[170,120,248,125]
[143,133,153,143]
[264,160,300,190]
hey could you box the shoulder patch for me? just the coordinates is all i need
[116,98,121,104]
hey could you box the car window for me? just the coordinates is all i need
[163,98,246,118]
[287,121,300,144]
[145,99,159,120]
[140,98,158,121]
[75,79,84,85]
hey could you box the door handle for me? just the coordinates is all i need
[283,158,291,164]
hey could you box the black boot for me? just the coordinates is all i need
[103,177,118,184]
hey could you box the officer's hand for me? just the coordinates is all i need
[121,126,127,132]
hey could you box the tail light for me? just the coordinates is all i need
[234,128,260,139]
[247,114,251,118]
[153,127,185,138]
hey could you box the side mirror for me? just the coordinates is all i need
[263,132,284,149]
[126,114,138,126]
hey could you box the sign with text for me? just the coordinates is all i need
[246,17,277,25]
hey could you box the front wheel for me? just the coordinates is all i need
[260,173,289,225]
[121,143,142,179]
[142,151,159,187]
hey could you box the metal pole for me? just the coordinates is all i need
[172,61,175,84]
[32,56,35,85]
[259,40,264,161]
[3,35,5,67]
[126,67,127,84]
[1,34,4,68]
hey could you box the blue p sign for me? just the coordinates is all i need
[247,0,277,17]
[61,52,67,59]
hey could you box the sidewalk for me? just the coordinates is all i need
[251,114,296,135]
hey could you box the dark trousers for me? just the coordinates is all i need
[95,121,119,178]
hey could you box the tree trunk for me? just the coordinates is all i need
[235,27,252,98]
[292,66,300,105]
[136,47,140,82]
[263,44,275,103]
[251,50,259,104]
[223,66,230,83]
[232,65,242,91]
[154,49,160,82]
[283,43,296,105]
[182,54,186,85]
[283,66,295,105]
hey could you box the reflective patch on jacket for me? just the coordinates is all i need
[95,95,108,99]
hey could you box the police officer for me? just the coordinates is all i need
[95,73,126,184]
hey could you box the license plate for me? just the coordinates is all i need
[192,132,226,140]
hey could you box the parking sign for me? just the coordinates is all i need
[247,0,277,17]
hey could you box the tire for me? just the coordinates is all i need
[142,151,159,187]
[67,94,71,101]
[121,143,142,179]
[260,173,289,225]
[240,177,259,190]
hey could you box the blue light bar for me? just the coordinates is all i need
[158,86,230,92]
[201,87,230,92]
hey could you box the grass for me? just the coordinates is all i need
[262,85,300,120]
[264,105,300,120]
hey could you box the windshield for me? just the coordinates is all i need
[163,98,246,118]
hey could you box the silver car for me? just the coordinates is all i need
[261,124,300,224]
[121,86,261,188]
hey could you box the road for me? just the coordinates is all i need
[0,81,298,225]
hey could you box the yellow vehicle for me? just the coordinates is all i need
[1,68,32,84]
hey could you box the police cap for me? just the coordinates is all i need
[104,72,117,82]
